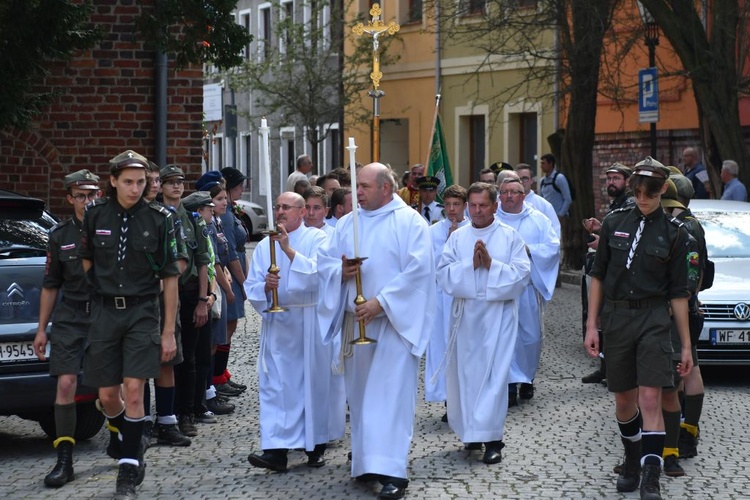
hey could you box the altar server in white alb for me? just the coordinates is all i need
[437,182,530,466]
[425,185,470,411]
[495,172,560,405]
[318,162,435,500]
[244,192,332,472]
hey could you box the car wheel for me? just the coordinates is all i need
[38,401,105,441]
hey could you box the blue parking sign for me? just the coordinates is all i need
[639,67,659,123]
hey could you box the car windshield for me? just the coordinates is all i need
[693,209,750,258]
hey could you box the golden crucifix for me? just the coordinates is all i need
[352,4,399,162]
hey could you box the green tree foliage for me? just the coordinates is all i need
[137,0,253,71]
[0,0,100,130]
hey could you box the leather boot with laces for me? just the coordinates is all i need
[44,439,75,487]
[640,463,663,499]
[616,438,641,492]
[114,463,139,500]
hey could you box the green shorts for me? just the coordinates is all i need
[665,322,699,389]
[49,299,90,376]
[601,302,675,393]
[83,298,161,387]
[159,293,183,366]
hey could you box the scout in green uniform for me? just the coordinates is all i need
[33,169,100,488]
[78,150,180,500]
[160,164,212,439]
[585,157,696,500]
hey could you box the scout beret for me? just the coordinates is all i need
[182,191,215,211]
[606,163,633,178]
[220,167,248,190]
[661,179,686,210]
[666,165,682,176]
[109,150,149,173]
[160,164,185,181]
[633,157,670,179]
[195,171,223,192]
[416,175,440,190]
[64,169,100,190]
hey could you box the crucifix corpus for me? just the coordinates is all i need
[352,3,399,163]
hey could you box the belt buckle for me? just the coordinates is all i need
[114,296,126,310]
[628,300,640,309]
[85,301,91,314]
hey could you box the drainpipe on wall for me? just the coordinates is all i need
[155,50,168,168]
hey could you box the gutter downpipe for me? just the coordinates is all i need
[155,49,168,168]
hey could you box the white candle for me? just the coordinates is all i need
[260,118,274,228]
[346,137,359,257]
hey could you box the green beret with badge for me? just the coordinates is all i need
[160,164,185,181]
[64,169,100,190]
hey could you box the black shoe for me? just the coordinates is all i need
[582,368,605,384]
[194,411,218,424]
[508,392,518,408]
[678,427,698,458]
[663,454,685,477]
[465,442,482,451]
[226,379,247,391]
[616,438,641,493]
[519,383,534,400]
[114,463,139,500]
[44,440,75,488]
[482,441,504,464]
[306,444,327,468]
[106,431,122,460]
[156,423,192,446]
[206,396,235,415]
[355,473,380,483]
[378,482,407,499]
[247,450,288,472]
[178,414,198,437]
[215,383,243,397]
[640,463,663,499]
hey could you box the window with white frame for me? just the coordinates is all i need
[280,0,293,55]
[401,0,422,24]
[238,10,252,60]
[321,123,340,172]
[211,134,225,170]
[258,3,272,61]
[459,0,485,16]
[280,127,296,179]
[240,132,252,184]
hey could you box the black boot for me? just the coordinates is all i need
[247,449,288,472]
[640,463,663,499]
[44,439,75,487]
[114,463,139,500]
[616,438,641,492]
[305,443,327,468]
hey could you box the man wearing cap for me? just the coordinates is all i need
[719,160,747,201]
[397,163,425,207]
[580,163,635,385]
[414,175,445,225]
[78,150,181,499]
[585,157,695,499]
[160,165,211,444]
[245,192,333,471]
[33,170,100,488]
[495,173,560,406]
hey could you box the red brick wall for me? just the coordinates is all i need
[0,1,204,217]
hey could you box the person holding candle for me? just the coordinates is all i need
[244,192,333,471]
[318,161,436,499]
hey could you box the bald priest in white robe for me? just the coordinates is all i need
[318,163,435,500]
[495,174,560,403]
[437,182,530,465]
[244,192,332,472]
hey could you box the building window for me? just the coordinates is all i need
[469,116,486,182]
[259,5,272,61]
[516,0,537,9]
[407,0,422,24]
[460,0,485,16]
[239,10,252,60]
[518,112,538,166]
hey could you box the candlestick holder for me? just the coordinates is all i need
[263,228,287,313]
[347,257,376,345]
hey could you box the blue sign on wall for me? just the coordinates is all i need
[639,67,659,123]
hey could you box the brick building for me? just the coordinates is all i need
[0,2,204,217]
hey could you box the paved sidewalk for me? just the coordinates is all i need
[1,282,748,499]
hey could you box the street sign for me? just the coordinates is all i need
[638,67,659,123]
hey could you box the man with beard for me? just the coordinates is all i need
[580,163,634,385]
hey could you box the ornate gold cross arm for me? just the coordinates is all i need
[352,3,399,90]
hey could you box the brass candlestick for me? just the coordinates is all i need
[264,229,287,313]
[347,257,376,345]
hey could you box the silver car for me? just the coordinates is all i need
[690,199,750,365]
[234,199,269,237]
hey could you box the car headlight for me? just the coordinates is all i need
[252,207,265,216]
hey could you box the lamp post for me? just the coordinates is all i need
[638,3,660,158]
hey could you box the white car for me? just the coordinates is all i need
[234,199,268,237]
[690,199,750,365]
